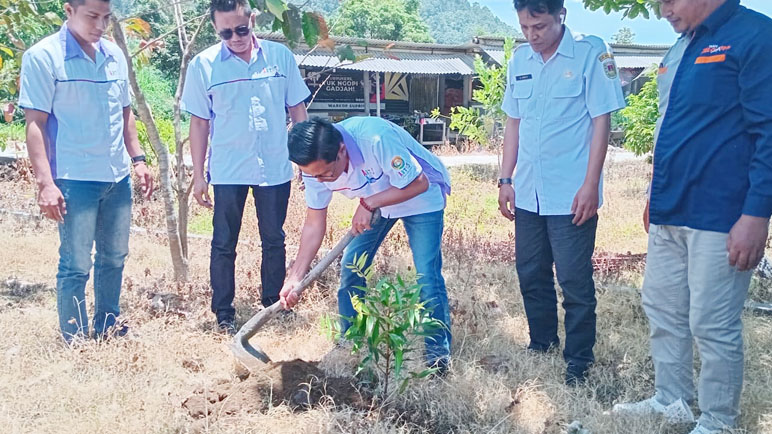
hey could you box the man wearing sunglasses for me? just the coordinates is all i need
[181,0,310,334]
[279,117,453,375]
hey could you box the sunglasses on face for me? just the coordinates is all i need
[218,24,251,40]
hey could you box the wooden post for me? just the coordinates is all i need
[364,71,370,115]
[375,72,381,117]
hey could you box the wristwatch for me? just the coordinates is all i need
[131,155,147,165]
[497,178,512,188]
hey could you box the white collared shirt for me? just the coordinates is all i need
[502,27,625,215]
[181,37,310,186]
[18,23,132,182]
[302,117,452,219]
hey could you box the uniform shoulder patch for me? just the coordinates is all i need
[598,53,618,79]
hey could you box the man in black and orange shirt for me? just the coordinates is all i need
[613,1,772,433]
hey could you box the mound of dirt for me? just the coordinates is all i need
[182,359,366,420]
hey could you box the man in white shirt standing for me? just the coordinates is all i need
[497,0,625,385]
[182,0,309,333]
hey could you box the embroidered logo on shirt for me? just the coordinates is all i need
[563,70,574,79]
[701,45,731,55]
[515,74,533,81]
[658,63,668,75]
[599,53,618,79]
[391,156,405,170]
[696,45,731,65]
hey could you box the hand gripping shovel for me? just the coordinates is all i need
[230,210,381,368]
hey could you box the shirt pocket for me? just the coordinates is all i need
[686,61,738,106]
[548,74,585,120]
[511,80,533,118]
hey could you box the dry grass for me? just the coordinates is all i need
[0,157,770,434]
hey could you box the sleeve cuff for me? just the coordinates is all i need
[742,193,772,219]
[18,103,51,114]
[287,89,311,108]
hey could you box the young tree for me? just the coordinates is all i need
[111,0,344,281]
[618,70,658,158]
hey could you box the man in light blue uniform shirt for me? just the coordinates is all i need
[182,0,309,333]
[279,117,453,374]
[19,0,154,342]
[497,0,625,385]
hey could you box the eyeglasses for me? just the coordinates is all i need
[218,24,251,40]
[302,155,341,182]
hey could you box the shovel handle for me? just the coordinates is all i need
[233,209,381,343]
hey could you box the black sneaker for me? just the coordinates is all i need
[429,357,451,378]
[217,318,237,336]
[565,366,589,387]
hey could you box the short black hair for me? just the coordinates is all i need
[514,0,564,15]
[68,0,110,6]
[210,0,251,22]
[288,118,342,166]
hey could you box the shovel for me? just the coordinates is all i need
[230,210,381,368]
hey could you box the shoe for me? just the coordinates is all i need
[93,324,130,341]
[429,357,451,378]
[688,423,724,434]
[611,396,695,424]
[217,318,237,336]
[565,367,588,387]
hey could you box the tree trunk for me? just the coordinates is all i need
[111,17,189,281]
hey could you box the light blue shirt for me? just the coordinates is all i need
[181,37,310,186]
[18,23,132,182]
[303,117,452,219]
[502,27,625,215]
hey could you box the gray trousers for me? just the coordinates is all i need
[642,224,752,430]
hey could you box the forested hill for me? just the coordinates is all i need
[289,0,519,44]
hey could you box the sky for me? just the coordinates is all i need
[476,0,772,45]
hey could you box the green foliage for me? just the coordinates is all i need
[0,121,25,152]
[0,0,64,102]
[135,65,175,119]
[333,0,434,43]
[619,71,658,158]
[136,117,177,165]
[324,253,443,399]
[582,0,661,19]
[433,38,514,149]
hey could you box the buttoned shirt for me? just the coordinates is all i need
[650,0,772,232]
[19,22,132,182]
[502,27,625,215]
[303,117,452,219]
[181,37,310,186]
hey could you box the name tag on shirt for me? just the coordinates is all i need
[515,74,533,81]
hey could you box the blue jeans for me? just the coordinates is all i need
[514,207,598,373]
[338,210,451,365]
[55,176,132,341]
[210,182,291,321]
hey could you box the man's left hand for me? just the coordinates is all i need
[352,203,374,235]
[571,182,599,226]
[727,215,769,271]
[133,163,154,200]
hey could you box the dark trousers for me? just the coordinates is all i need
[514,207,598,373]
[210,182,290,321]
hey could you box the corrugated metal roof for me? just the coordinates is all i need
[295,53,475,75]
[481,48,662,69]
[615,55,662,69]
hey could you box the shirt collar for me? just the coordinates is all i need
[59,21,108,60]
[333,123,364,167]
[527,26,575,60]
[219,34,262,62]
[698,0,739,35]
